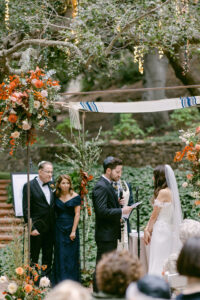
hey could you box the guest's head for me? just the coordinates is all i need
[44,280,91,300]
[96,249,142,297]
[56,175,73,197]
[126,275,171,300]
[177,236,200,279]
[38,161,53,183]
[179,219,200,244]
[103,156,123,182]
[153,165,168,198]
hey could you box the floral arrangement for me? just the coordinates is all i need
[0,264,50,299]
[80,169,93,216]
[0,67,59,155]
[174,126,200,207]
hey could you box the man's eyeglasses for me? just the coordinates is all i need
[42,170,53,174]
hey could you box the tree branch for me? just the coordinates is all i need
[166,49,200,96]
[105,0,171,57]
[0,39,83,58]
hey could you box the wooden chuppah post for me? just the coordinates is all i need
[26,133,31,270]
[82,111,86,271]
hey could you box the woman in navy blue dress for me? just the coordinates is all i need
[52,175,81,284]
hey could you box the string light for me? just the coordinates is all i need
[72,0,78,18]
[4,0,9,31]
[134,46,144,74]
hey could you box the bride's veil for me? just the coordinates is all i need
[165,164,183,253]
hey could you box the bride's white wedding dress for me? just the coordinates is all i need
[148,165,183,276]
[148,199,174,275]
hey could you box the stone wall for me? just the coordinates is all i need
[0,140,183,172]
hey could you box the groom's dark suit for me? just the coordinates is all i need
[23,177,55,277]
[92,176,122,261]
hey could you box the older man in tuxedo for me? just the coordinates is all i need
[23,161,55,279]
[92,156,133,291]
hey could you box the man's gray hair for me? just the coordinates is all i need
[38,161,53,170]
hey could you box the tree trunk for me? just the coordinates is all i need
[142,51,169,128]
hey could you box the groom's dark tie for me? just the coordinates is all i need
[42,182,50,187]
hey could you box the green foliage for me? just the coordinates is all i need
[103,114,145,140]
[170,108,200,130]
[0,232,24,277]
[55,117,71,136]
[1,0,199,87]
[82,54,142,91]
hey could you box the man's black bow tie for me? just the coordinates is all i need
[42,182,50,187]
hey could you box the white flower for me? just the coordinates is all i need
[3,116,8,121]
[10,109,16,114]
[22,120,31,131]
[0,276,7,283]
[39,276,50,288]
[31,79,37,85]
[34,101,40,109]
[38,114,42,119]
[39,119,46,127]
[11,131,20,139]
[42,101,49,108]
[41,90,48,98]
[7,282,18,294]
[182,182,188,188]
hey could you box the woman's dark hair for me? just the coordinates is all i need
[153,165,168,199]
[177,237,200,278]
[96,250,142,296]
[55,175,73,197]
[103,156,122,173]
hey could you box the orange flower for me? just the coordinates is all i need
[41,265,47,271]
[16,267,24,275]
[24,284,33,293]
[174,151,184,162]
[187,151,196,162]
[195,200,200,205]
[187,173,193,180]
[8,114,18,123]
[32,79,44,88]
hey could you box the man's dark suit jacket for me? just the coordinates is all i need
[22,177,55,233]
[92,176,122,242]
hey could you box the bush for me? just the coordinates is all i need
[170,107,200,130]
[103,114,145,140]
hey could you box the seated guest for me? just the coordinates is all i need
[176,237,200,300]
[179,219,200,244]
[163,219,200,275]
[126,274,171,300]
[92,249,142,300]
[45,280,91,300]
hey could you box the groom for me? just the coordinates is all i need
[22,161,55,279]
[92,156,133,291]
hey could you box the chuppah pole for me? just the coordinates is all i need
[27,139,31,268]
[136,187,140,258]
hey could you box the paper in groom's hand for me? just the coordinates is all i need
[122,201,142,219]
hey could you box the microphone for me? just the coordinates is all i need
[119,188,123,208]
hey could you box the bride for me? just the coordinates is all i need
[144,164,183,276]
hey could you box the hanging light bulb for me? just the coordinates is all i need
[4,0,9,30]
[133,46,144,74]
[72,0,78,18]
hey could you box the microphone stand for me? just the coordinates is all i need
[135,187,141,258]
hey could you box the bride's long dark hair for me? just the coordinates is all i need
[153,165,168,199]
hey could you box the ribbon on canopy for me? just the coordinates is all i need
[61,95,200,129]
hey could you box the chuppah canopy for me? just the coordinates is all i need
[55,95,200,129]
